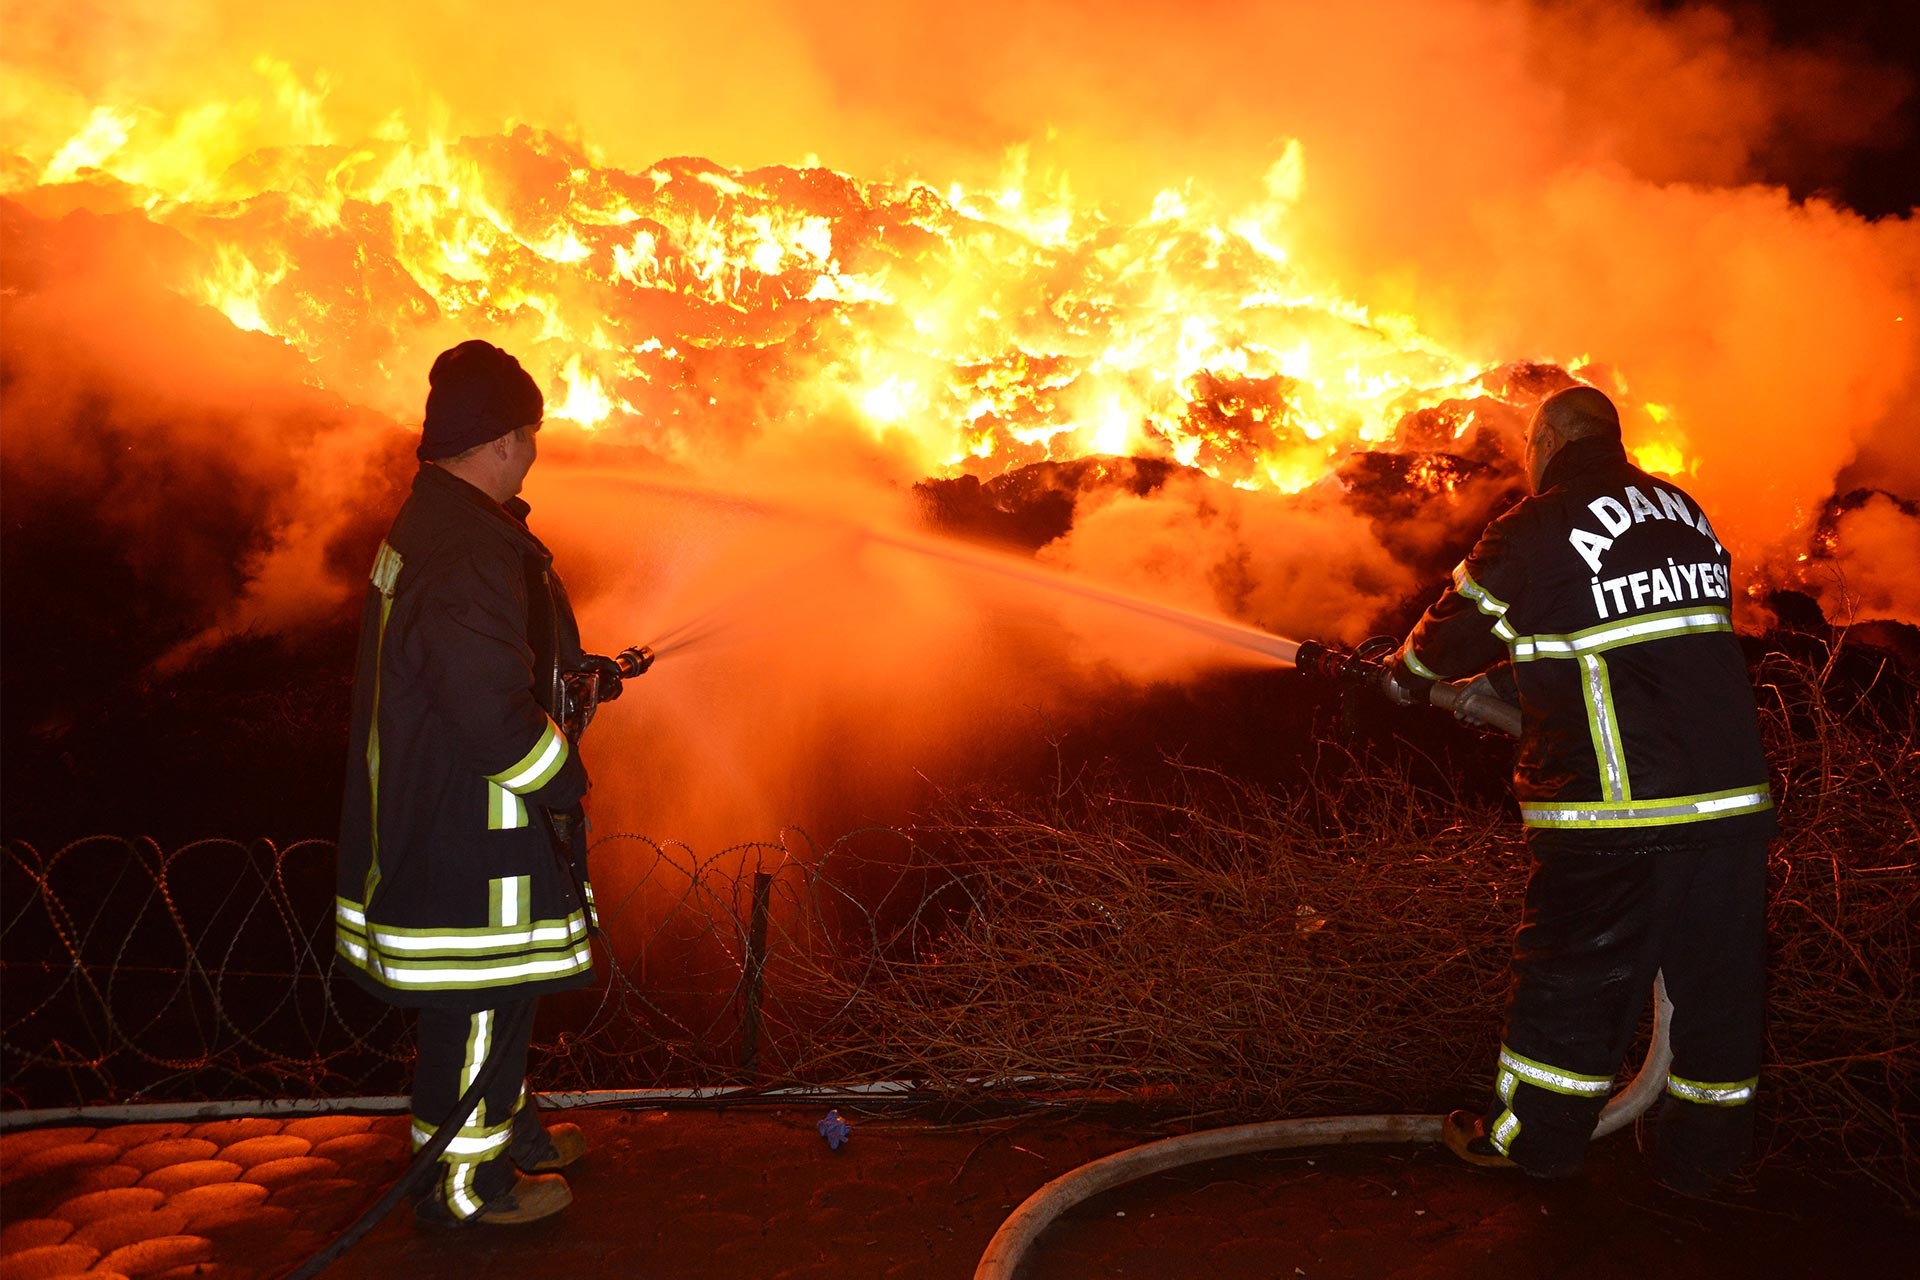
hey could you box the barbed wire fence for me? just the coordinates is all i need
[0,826,938,1106]
[3,649,1914,1206]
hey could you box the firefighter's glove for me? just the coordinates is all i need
[1382,668,1429,707]
[1450,674,1502,729]
[581,653,625,704]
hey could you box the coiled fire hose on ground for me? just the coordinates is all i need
[974,976,1673,1279]
[975,673,1670,1280]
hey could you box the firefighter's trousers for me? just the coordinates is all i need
[411,998,553,1218]
[1490,836,1767,1181]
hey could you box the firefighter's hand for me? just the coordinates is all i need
[1382,669,1425,706]
[581,653,625,703]
[546,803,588,854]
[1450,674,1502,728]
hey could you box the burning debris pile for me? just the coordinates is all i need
[6,121,1538,483]
[0,110,1621,846]
[3,24,1917,849]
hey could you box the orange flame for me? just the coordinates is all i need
[3,64,1698,489]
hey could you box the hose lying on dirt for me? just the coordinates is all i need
[973,965,1674,1277]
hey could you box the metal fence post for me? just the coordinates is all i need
[739,870,774,1079]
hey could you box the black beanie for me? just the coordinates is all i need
[418,340,544,461]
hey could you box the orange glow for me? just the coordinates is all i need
[6,0,1918,863]
[1,67,1527,492]
[10,2,1909,589]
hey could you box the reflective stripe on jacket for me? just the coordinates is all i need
[1399,436,1775,850]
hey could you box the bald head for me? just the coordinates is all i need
[1526,385,1620,492]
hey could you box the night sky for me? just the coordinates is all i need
[1728,0,1919,216]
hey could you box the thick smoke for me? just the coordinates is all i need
[4,0,1917,848]
[0,204,406,664]
[1802,494,1920,630]
[533,464,1215,848]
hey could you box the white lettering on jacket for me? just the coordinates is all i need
[1568,483,1722,574]
[1590,558,1730,618]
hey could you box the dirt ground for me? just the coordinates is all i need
[2,1106,1913,1279]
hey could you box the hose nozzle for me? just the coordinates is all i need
[1297,635,1521,738]
[614,644,656,678]
[1295,636,1399,689]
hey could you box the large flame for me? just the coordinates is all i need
[4,1,1917,853]
[7,95,1554,493]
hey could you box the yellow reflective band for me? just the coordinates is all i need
[1490,1108,1521,1155]
[373,952,593,987]
[1666,1074,1758,1107]
[445,1161,482,1216]
[1454,564,1511,616]
[363,541,404,907]
[416,1125,512,1160]
[1498,1046,1613,1096]
[1581,654,1629,803]
[346,916,592,979]
[1402,648,1440,681]
[366,918,587,953]
[488,783,528,830]
[490,875,530,928]
[1512,607,1731,661]
[334,896,596,992]
[1520,787,1773,829]
[462,1009,492,1097]
[489,717,569,795]
[371,541,404,596]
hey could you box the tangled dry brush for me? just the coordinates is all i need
[768,647,1918,1204]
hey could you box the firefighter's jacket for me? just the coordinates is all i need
[337,464,596,1007]
[1398,435,1776,852]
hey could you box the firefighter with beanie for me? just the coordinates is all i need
[1390,384,1775,1194]
[338,340,625,1226]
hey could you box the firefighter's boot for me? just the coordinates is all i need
[511,1120,587,1173]
[1441,1109,1518,1171]
[415,1168,572,1228]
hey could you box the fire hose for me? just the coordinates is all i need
[974,642,1674,1280]
[282,645,655,1279]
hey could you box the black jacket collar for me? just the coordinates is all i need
[414,463,548,559]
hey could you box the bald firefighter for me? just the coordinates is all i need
[1391,385,1775,1193]
[338,340,619,1226]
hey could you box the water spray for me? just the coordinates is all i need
[571,471,1306,671]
